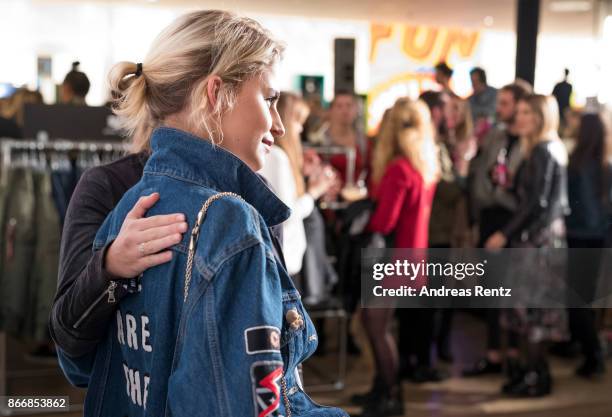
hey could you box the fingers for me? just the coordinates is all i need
[140,251,173,270]
[136,213,186,231]
[139,221,187,241]
[141,233,183,255]
[126,193,160,220]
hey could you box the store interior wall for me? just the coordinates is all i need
[0,0,610,108]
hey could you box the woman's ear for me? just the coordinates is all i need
[206,75,223,108]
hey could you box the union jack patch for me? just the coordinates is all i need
[251,361,283,417]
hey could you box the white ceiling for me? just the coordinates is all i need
[34,0,605,35]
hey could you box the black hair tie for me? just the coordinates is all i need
[135,63,143,77]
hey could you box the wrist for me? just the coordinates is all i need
[102,241,123,280]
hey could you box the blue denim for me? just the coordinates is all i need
[57,127,347,417]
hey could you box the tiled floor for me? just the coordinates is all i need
[3,312,611,416]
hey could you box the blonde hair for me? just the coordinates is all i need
[520,94,562,157]
[276,92,309,196]
[372,98,440,185]
[108,10,285,153]
[1,88,43,127]
[447,97,473,146]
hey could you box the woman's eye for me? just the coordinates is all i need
[265,95,279,107]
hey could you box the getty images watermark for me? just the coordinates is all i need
[361,248,612,309]
[371,258,511,298]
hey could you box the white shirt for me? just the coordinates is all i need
[259,146,314,275]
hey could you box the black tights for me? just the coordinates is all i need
[361,307,399,394]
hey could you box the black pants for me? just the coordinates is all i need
[487,309,519,350]
[398,308,434,368]
[567,237,605,359]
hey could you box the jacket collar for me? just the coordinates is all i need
[143,126,290,227]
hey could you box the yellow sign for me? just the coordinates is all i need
[368,23,481,134]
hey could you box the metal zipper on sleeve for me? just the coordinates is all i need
[72,281,118,329]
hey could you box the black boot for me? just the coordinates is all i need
[576,352,606,378]
[351,376,385,406]
[505,360,552,397]
[359,385,404,417]
[501,358,524,394]
[410,365,448,383]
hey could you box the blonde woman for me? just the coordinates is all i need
[259,92,334,277]
[54,10,347,417]
[358,98,439,416]
[486,94,569,397]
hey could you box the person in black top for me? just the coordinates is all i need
[485,94,569,397]
[566,112,610,378]
[464,81,531,377]
[49,152,187,357]
[49,151,285,358]
[552,68,572,124]
[60,61,90,106]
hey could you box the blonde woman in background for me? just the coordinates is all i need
[486,94,569,397]
[356,98,439,417]
[260,92,335,277]
[0,88,43,137]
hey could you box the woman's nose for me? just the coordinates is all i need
[271,116,285,138]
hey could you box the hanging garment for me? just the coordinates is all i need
[301,207,338,305]
[25,170,61,342]
[51,162,78,227]
[0,167,36,338]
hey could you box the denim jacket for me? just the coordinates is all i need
[57,127,347,417]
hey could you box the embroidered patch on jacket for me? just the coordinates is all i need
[251,361,283,417]
[245,326,281,354]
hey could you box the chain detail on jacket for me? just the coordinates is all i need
[183,191,292,416]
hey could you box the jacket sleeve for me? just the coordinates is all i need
[49,168,124,358]
[166,241,286,417]
[368,164,410,235]
[502,147,553,241]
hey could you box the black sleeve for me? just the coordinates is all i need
[502,147,553,241]
[49,168,126,358]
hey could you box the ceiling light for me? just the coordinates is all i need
[549,1,592,13]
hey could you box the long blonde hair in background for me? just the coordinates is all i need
[107,10,285,153]
[371,97,440,186]
[520,94,566,163]
[447,96,474,146]
[276,92,309,196]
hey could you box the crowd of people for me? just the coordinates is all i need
[0,9,610,417]
[273,64,611,416]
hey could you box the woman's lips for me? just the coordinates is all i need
[262,138,274,152]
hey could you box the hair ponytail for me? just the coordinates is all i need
[107,10,284,153]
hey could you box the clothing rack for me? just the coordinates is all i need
[1,138,128,170]
[0,138,127,416]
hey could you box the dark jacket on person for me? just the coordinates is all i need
[50,151,285,358]
[502,140,569,247]
[468,126,522,215]
[566,161,612,240]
